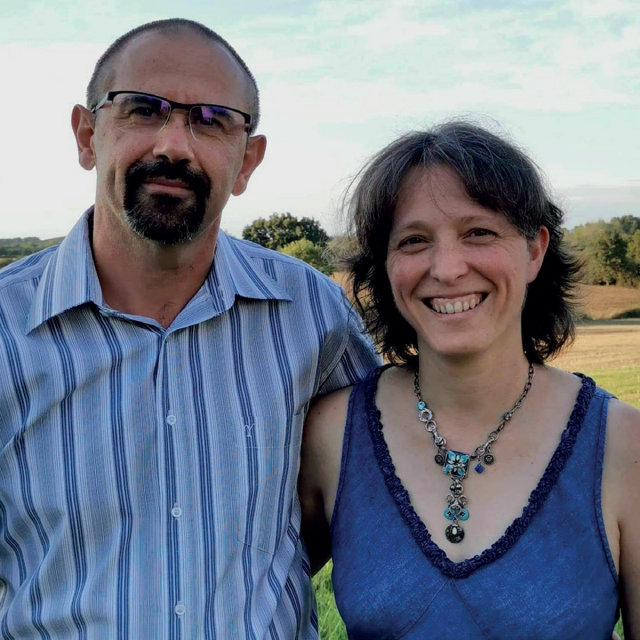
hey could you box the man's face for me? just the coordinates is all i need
[85,31,262,245]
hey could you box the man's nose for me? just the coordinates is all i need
[151,111,196,164]
[429,240,469,284]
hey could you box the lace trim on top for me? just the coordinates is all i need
[364,366,596,580]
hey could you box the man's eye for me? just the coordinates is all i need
[192,112,220,127]
[130,106,162,118]
[193,107,233,130]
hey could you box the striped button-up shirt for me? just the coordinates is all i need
[0,211,380,639]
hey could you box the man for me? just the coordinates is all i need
[0,19,379,639]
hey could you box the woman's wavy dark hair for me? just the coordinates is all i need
[342,121,582,365]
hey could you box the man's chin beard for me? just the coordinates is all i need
[124,192,206,246]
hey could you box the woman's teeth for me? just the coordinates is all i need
[428,294,484,315]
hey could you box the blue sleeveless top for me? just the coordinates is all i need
[331,366,619,640]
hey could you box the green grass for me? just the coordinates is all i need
[589,366,640,409]
[313,562,347,640]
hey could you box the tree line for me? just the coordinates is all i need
[565,215,640,286]
[0,237,64,259]
[2,213,640,288]
[0,237,64,268]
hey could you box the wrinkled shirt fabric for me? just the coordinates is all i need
[0,210,380,639]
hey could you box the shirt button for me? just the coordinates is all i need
[174,602,186,616]
[166,414,177,426]
[171,505,183,518]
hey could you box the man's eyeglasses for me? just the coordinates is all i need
[91,91,252,141]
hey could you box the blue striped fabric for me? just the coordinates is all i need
[0,210,380,639]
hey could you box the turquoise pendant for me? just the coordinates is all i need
[443,451,470,543]
[443,450,470,479]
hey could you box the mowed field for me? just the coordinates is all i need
[551,319,640,408]
[314,281,639,639]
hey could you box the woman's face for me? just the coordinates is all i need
[385,165,549,361]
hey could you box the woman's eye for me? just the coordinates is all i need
[399,236,425,248]
[468,228,496,238]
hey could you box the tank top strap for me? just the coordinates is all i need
[553,377,617,583]
[583,383,618,582]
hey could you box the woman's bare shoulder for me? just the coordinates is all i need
[606,396,640,444]
[603,395,640,495]
[304,386,353,450]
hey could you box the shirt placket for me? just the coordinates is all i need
[156,332,187,639]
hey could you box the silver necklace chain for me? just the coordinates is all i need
[413,363,534,461]
[412,362,534,544]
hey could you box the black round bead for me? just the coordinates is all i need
[435,454,445,466]
[445,524,465,543]
[483,454,495,465]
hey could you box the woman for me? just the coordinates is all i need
[298,122,639,639]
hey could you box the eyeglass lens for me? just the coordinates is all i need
[111,93,246,139]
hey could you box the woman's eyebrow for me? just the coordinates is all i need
[455,213,497,225]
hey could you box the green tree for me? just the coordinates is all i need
[0,237,63,261]
[626,229,640,279]
[610,214,640,238]
[582,230,630,285]
[242,213,329,250]
[279,238,334,276]
[565,220,609,251]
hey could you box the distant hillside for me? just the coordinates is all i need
[0,236,64,269]
[577,284,640,320]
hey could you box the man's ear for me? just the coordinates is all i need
[526,225,550,283]
[232,134,267,196]
[71,104,97,171]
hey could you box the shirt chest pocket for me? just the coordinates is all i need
[234,412,305,555]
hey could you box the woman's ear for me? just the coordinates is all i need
[526,226,550,283]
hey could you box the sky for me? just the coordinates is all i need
[1,0,638,239]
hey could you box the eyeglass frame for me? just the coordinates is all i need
[90,90,253,137]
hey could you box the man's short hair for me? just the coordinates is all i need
[86,18,260,133]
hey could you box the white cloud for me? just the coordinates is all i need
[570,0,636,18]
[345,8,449,48]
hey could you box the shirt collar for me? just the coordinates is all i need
[210,230,292,305]
[26,209,290,334]
[26,208,103,334]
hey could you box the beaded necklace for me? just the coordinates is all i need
[413,363,534,543]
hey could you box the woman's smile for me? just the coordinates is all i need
[426,292,487,315]
[385,164,547,360]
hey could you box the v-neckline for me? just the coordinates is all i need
[364,365,596,579]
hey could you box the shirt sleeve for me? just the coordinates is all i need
[316,291,382,397]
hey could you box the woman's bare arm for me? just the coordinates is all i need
[605,399,640,637]
[298,387,351,575]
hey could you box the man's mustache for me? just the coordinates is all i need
[125,160,211,199]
